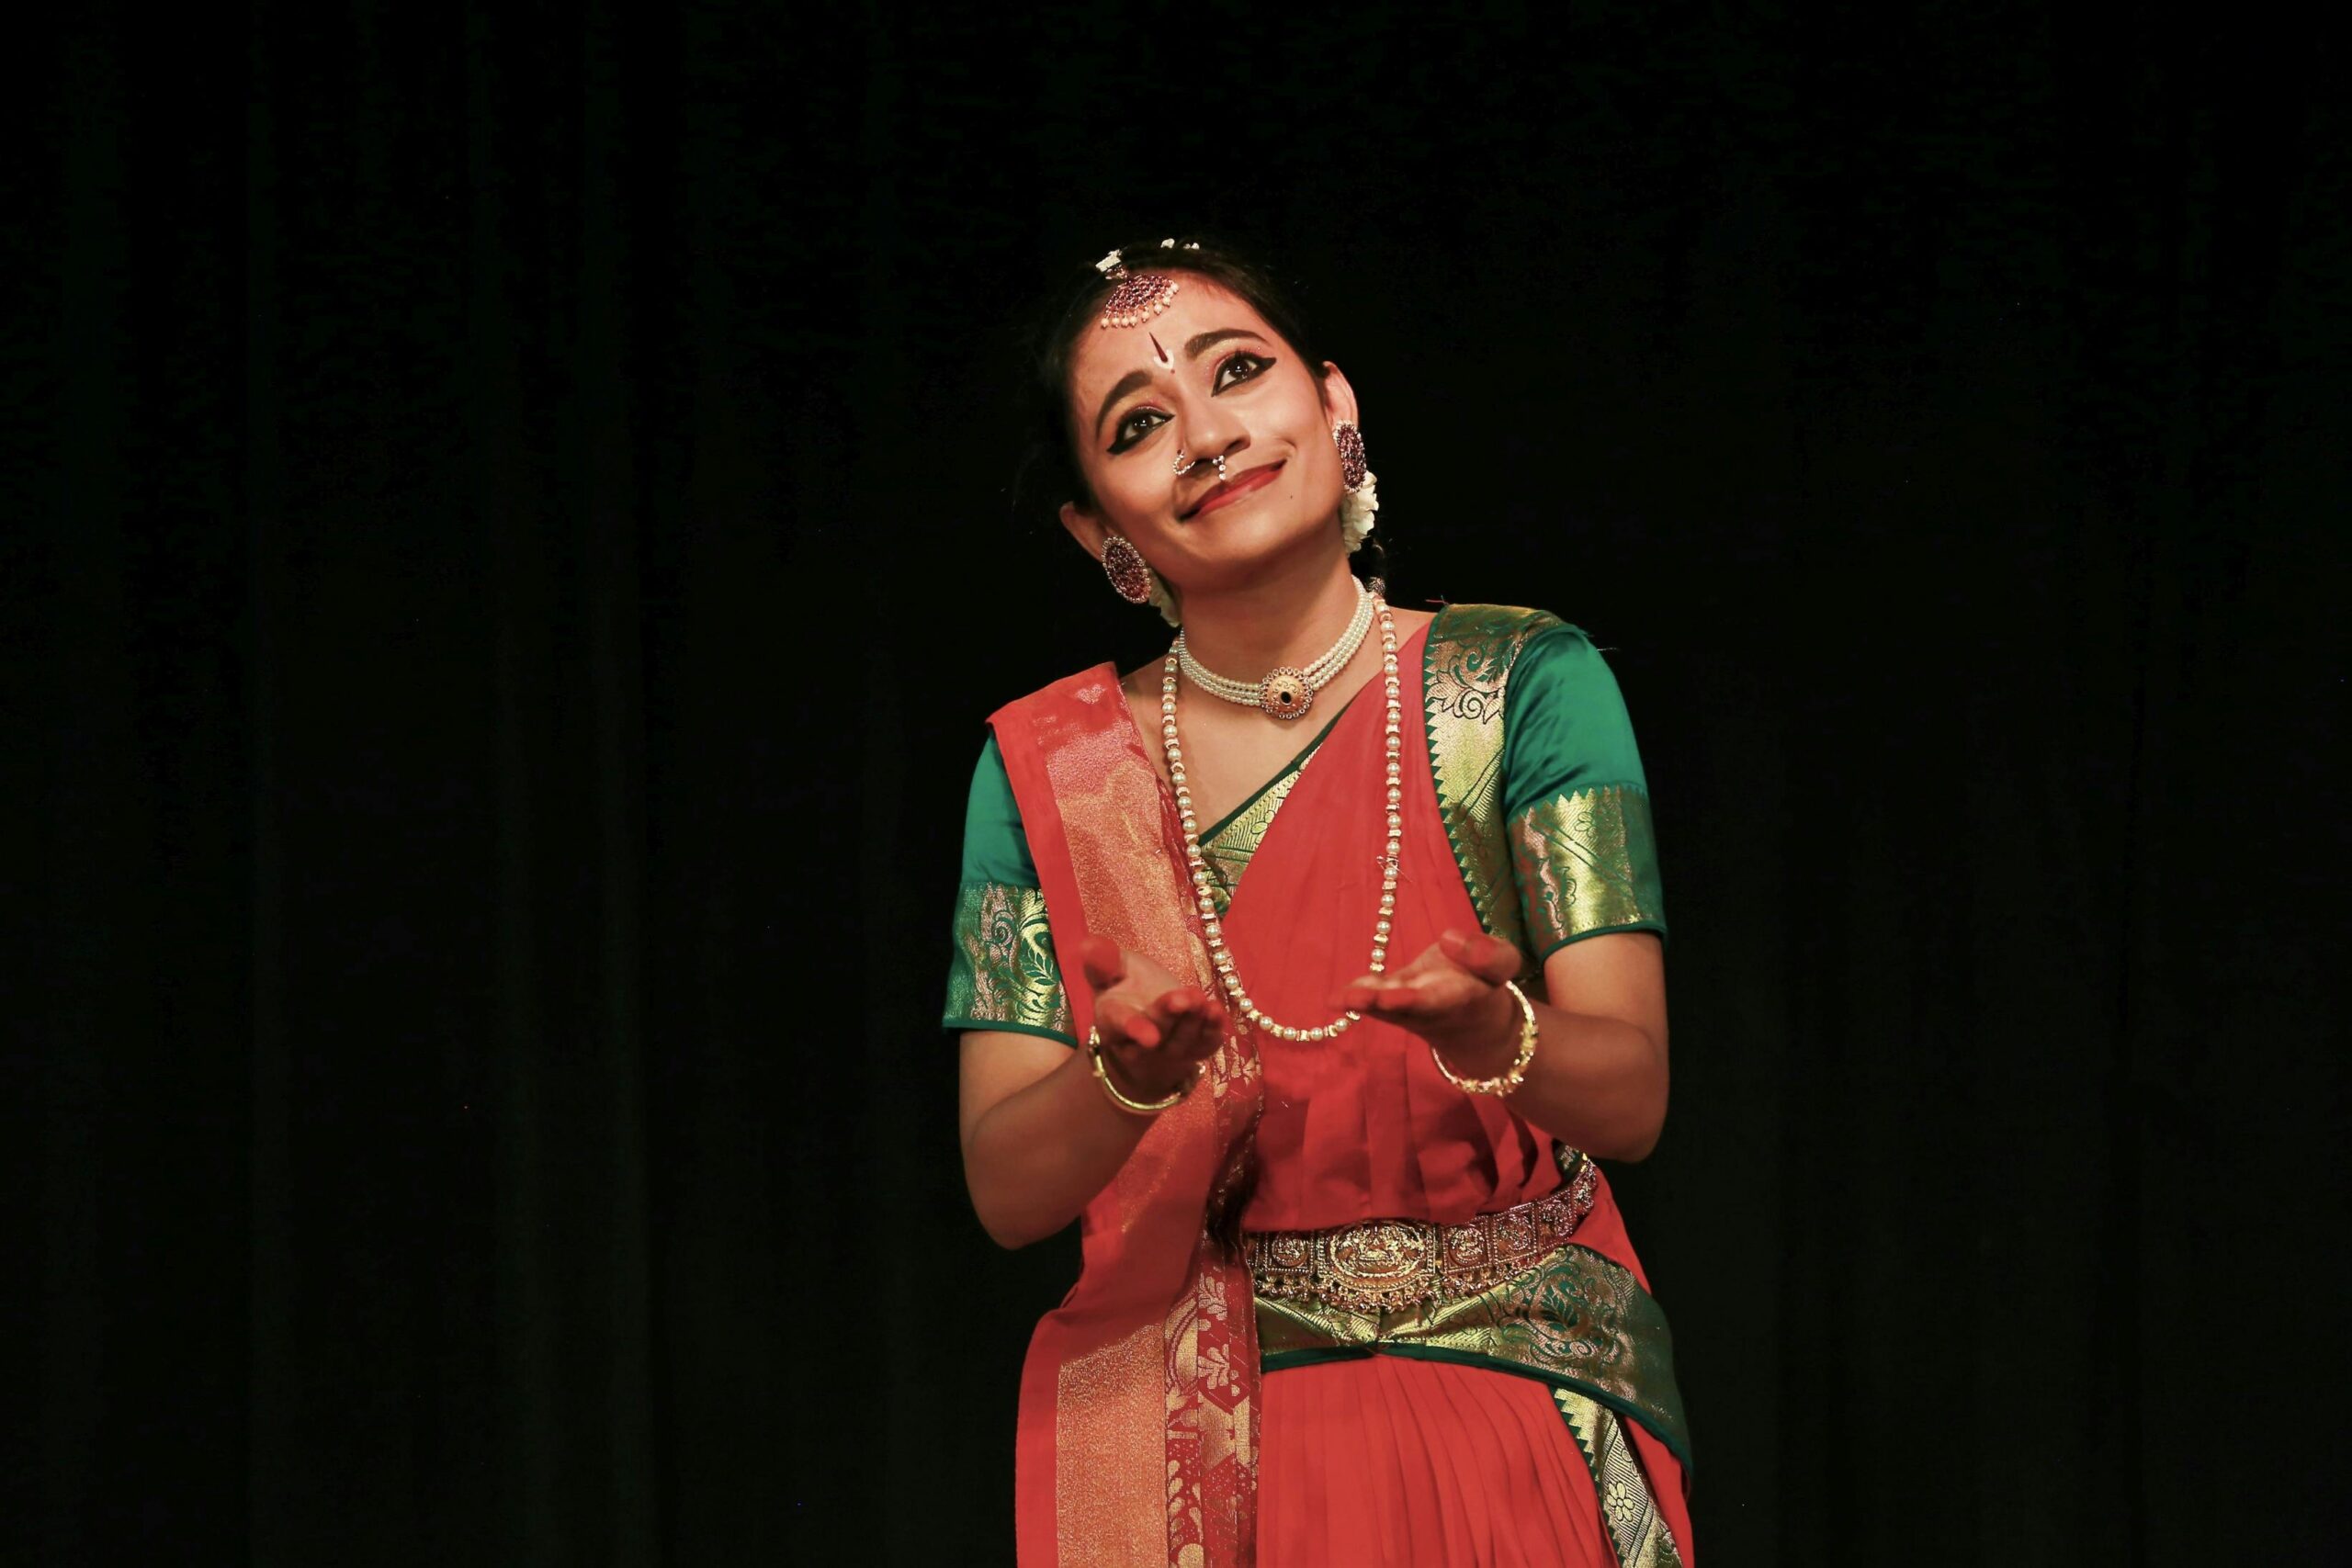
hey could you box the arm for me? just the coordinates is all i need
[1523,929,1669,1160]
[957,1032,1148,1250]
[957,939,1229,1249]
[1336,621,1672,1157]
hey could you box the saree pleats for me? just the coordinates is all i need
[1261,1355,1618,1567]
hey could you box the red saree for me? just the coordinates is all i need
[989,611,1690,1566]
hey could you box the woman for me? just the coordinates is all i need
[945,237,1693,1566]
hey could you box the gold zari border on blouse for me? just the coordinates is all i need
[944,880,1072,1039]
[1510,784,1665,953]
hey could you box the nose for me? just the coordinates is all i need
[1176,396,1249,474]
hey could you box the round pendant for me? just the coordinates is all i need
[1258,666,1315,720]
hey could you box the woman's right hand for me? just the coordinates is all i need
[1075,935,1229,1103]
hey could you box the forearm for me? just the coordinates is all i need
[1449,998,1668,1162]
[961,1043,1156,1249]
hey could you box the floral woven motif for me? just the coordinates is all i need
[944,880,1071,1039]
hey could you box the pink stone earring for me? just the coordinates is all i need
[1332,421,1369,492]
[1101,534,1158,604]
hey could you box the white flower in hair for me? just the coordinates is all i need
[1095,249,1124,276]
[1340,471,1380,552]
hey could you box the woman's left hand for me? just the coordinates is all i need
[1331,928,1529,1082]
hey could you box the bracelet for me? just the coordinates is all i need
[1430,979,1539,1096]
[1088,1027,1201,1116]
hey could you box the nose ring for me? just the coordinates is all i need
[1175,450,1227,481]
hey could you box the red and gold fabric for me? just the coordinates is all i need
[956,605,1688,1565]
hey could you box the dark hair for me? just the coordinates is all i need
[1014,234,1327,517]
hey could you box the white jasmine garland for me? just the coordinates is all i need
[1149,574,1182,627]
[1340,470,1380,553]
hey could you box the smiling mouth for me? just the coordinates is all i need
[1182,460,1285,520]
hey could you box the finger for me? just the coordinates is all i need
[1332,974,1436,1018]
[1076,935,1128,993]
[1438,929,1522,986]
[1096,995,1162,1049]
[1334,973,1433,1012]
[1168,1006,1227,1064]
[1155,985,1205,1024]
[1137,985,1204,1045]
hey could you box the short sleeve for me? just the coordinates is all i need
[942,735,1077,1044]
[1500,626,1668,958]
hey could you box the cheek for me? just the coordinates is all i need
[1079,454,1174,539]
[1275,380,1336,457]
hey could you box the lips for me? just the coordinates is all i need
[1182,459,1285,520]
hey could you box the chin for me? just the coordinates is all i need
[1174,507,1337,584]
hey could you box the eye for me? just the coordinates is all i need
[1107,407,1167,454]
[1215,351,1272,390]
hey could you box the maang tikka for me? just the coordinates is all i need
[1094,239,1199,330]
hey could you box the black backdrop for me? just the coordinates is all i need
[17,4,2346,1563]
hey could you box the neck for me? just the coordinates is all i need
[1176,546,1363,677]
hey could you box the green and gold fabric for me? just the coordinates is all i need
[944,606,1668,1038]
[943,736,1077,1043]
[1256,1236,1690,1567]
[1424,605,1668,966]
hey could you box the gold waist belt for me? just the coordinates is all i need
[1243,1155,1601,1316]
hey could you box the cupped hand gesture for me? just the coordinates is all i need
[1332,929,1527,1077]
[1076,935,1230,1104]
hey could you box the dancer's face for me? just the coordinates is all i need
[1060,276,1358,597]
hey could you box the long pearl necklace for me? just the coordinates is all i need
[1174,577,1373,721]
[1159,589,1402,1043]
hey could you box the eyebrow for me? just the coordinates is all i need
[1091,327,1273,440]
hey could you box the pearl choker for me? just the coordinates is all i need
[1173,578,1373,722]
[1160,588,1402,1043]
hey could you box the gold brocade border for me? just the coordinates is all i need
[1054,1321,1167,1563]
[1031,687,1262,1567]
[1553,1387,1687,1568]
[1254,1240,1690,1471]
[944,880,1072,1039]
[1422,604,1566,966]
[1199,765,1307,917]
[1510,785,1666,952]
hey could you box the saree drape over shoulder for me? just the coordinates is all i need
[946,606,1692,1567]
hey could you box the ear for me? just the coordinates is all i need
[1317,362,1362,430]
[1059,500,1108,560]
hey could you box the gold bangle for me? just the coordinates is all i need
[1088,1026,1199,1116]
[1430,979,1539,1096]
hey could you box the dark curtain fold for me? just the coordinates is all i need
[15,3,2345,1562]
